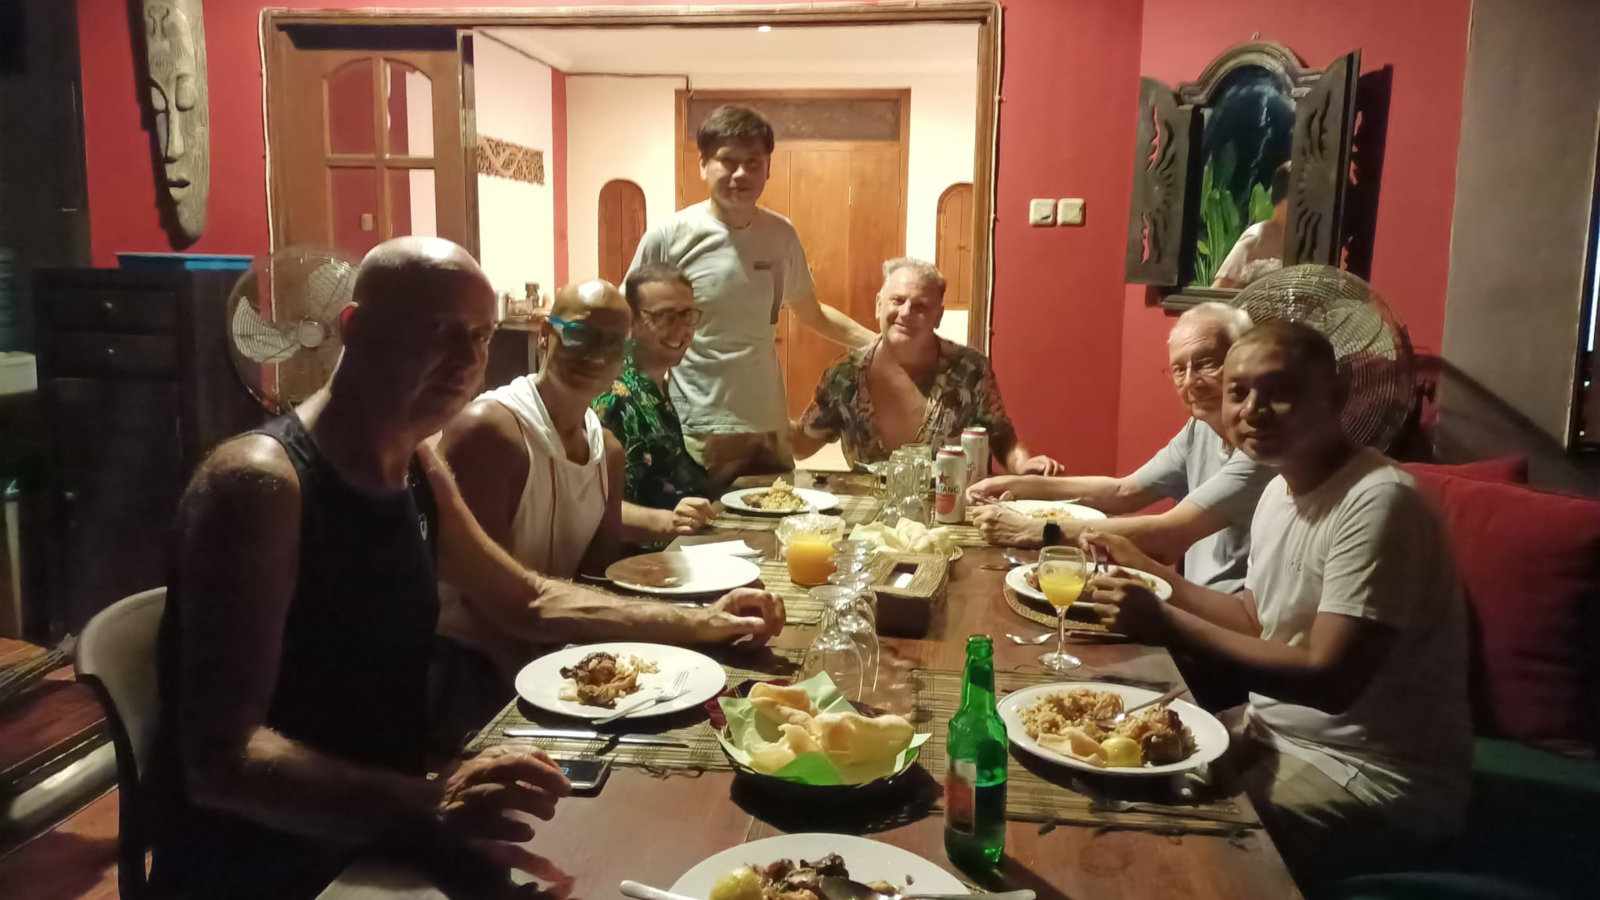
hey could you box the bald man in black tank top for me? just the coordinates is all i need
[153,237,783,898]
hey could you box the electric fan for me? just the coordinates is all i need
[225,246,357,413]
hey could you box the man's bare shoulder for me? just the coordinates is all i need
[191,434,298,495]
[439,398,527,469]
[180,434,301,532]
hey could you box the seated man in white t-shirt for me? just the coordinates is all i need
[1083,321,1471,884]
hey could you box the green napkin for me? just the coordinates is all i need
[715,672,931,786]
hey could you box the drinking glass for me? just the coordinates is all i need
[1036,545,1089,672]
[800,601,866,702]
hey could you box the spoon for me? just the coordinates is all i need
[820,875,1035,900]
[1005,632,1052,645]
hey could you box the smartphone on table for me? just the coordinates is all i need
[555,757,611,794]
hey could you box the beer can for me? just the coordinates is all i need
[935,445,968,524]
[961,426,990,487]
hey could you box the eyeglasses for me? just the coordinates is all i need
[1168,357,1225,385]
[638,307,705,329]
[547,314,628,358]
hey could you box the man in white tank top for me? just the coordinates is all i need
[436,281,774,685]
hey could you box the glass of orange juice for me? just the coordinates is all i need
[786,533,838,586]
[1037,546,1088,671]
[777,513,845,586]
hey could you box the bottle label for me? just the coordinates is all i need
[945,758,977,835]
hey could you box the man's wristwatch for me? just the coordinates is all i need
[1042,521,1063,546]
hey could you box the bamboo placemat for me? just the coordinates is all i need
[757,559,828,626]
[467,650,806,773]
[1003,581,1113,634]
[912,667,1259,834]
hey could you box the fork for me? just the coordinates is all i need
[595,669,691,725]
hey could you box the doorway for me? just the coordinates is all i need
[264,6,998,334]
[598,178,646,285]
[936,182,974,310]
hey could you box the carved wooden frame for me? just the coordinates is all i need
[1125,41,1360,311]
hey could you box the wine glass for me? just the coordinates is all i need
[1036,545,1089,672]
[800,602,866,702]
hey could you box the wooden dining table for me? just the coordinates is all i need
[319,473,1303,900]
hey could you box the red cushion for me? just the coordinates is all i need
[1403,455,1529,487]
[1422,473,1600,747]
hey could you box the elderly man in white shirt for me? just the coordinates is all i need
[970,302,1273,593]
[1083,320,1471,885]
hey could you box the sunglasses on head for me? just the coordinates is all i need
[547,313,628,357]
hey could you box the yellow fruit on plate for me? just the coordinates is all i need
[1101,734,1143,767]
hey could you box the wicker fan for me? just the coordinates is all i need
[225,246,358,413]
[1232,264,1415,451]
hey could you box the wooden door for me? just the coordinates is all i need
[268,27,468,256]
[598,179,647,285]
[674,91,908,418]
[782,148,853,418]
[936,182,974,308]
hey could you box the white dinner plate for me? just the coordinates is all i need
[670,833,967,899]
[1001,499,1108,521]
[997,682,1228,777]
[1006,562,1173,603]
[720,486,841,515]
[513,642,726,721]
[605,551,761,596]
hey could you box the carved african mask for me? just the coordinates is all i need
[143,0,209,240]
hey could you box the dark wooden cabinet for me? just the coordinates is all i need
[32,268,263,637]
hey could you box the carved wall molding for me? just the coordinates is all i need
[1177,41,1320,105]
[474,135,544,185]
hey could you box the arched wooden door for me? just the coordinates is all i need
[598,179,646,285]
[936,182,974,309]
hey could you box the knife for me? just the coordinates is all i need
[502,727,689,747]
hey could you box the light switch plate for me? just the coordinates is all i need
[1057,198,1085,226]
[1028,198,1056,226]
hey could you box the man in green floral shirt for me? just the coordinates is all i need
[791,258,1063,477]
[592,263,717,538]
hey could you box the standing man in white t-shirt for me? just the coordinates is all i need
[628,105,876,483]
[1082,321,1471,885]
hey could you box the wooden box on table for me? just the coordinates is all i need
[865,551,948,636]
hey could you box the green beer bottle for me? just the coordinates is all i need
[944,634,1007,869]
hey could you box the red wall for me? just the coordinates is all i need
[989,0,1143,473]
[1114,0,1472,471]
[75,0,1142,473]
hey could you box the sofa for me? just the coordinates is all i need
[1316,457,1600,900]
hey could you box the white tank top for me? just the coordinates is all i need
[483,376,609,579]
[437,376,608,681]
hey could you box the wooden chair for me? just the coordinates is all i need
[74,587,166,900]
